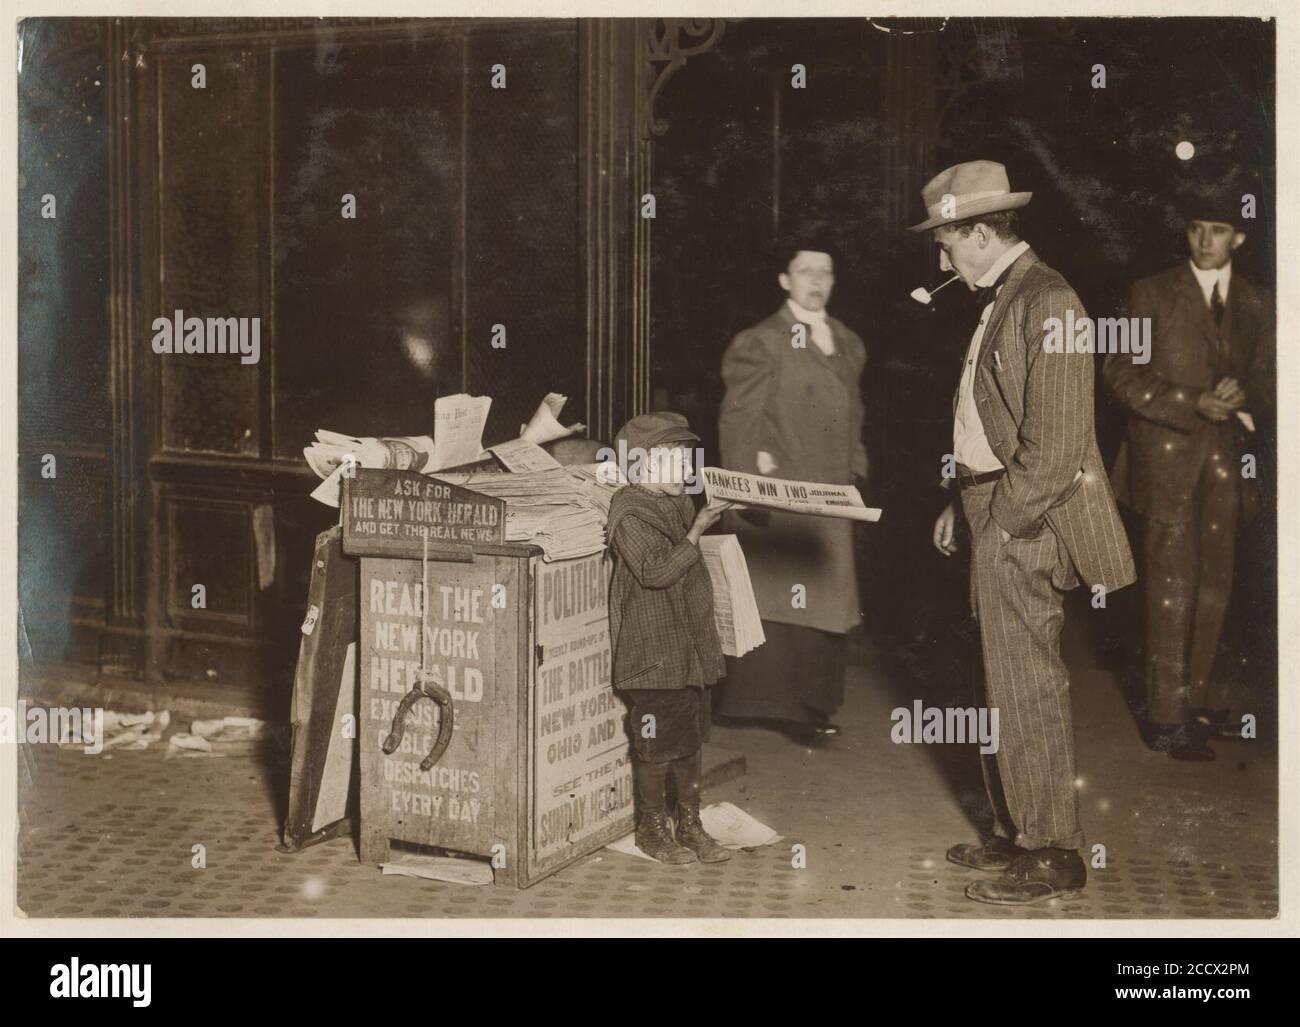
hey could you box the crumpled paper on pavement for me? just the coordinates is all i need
[379,854,494,886]
[166,716,274,758]
[606,801,782,862]
[58,710,171,752]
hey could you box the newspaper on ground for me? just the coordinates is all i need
[58,709,171,752]
[379,854,495,886]
[166,716,276,759]
[607,802,781,861]
[699,534,765,657]
[701,466,882,522]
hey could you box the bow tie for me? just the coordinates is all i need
[974,264,1015,312]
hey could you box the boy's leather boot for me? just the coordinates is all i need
[635,760,695,864]
[670,751,731,862]
[675,803,731,863]
[635,810,696,865]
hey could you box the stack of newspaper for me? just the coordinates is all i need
[566,463,622,517]
[698,534,765,657]
[431,467,608,562]
[303,392,585,508]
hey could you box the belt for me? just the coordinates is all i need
[956,465,1006,489]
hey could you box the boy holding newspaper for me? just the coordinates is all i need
[604,412,739,865]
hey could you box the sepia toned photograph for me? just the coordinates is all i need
[7,5,1286,943]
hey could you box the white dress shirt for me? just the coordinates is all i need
[787,299,836,356]
[1189,260,1231,307]
[953,240,1031,473]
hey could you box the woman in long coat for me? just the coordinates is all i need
[716,245,867,741]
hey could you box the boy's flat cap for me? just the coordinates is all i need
[614,411,700,453]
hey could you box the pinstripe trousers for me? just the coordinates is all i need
[961,481,1084,852]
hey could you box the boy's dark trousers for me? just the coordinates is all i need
[633,749,703,813]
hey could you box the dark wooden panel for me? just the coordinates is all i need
[162,635,266,689]
[464,26,584,447]
[271,36,460,458]
[157,48,265,456]
[163,494,255,630]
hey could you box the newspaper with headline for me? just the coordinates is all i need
[701,467,882,522]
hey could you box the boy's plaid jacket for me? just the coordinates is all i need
[605,487,724,691]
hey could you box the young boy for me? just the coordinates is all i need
[605,412,733,864]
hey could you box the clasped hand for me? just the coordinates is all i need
[1197,378,1246,422]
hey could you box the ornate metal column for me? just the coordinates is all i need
[578,20,646,443]
[578,18,734,439]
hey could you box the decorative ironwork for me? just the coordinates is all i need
[147,17,404,38]
[643,18,736,137]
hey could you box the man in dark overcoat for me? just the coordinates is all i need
[717,242,868,741]
[1104,196,1275,760]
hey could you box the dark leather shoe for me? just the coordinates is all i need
[1190,706,1228,728]
[1193,707,1243,741]
[635,810,696,865]
[965,848,1086,905]
[946,836,1026,872]
[675,804,731,863]
[1147,723,1215,762]
[784,720,840,744]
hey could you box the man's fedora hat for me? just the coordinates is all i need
[1180,193,1246,231]
[907,160,1032,233]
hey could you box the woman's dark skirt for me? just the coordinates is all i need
[716,621,846,726]
[619,686,711,762]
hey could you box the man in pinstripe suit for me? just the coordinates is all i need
[911,161,1136,905]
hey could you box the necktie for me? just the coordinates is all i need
[957,266,1013,374]
[974,263,1015,315]
[1211,281,1225,328]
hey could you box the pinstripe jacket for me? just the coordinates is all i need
[605,487,725,692]
[955,246,1136,593]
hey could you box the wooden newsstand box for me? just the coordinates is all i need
[342,468,634,887]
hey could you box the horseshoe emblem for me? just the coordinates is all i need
[381,669,455,771]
